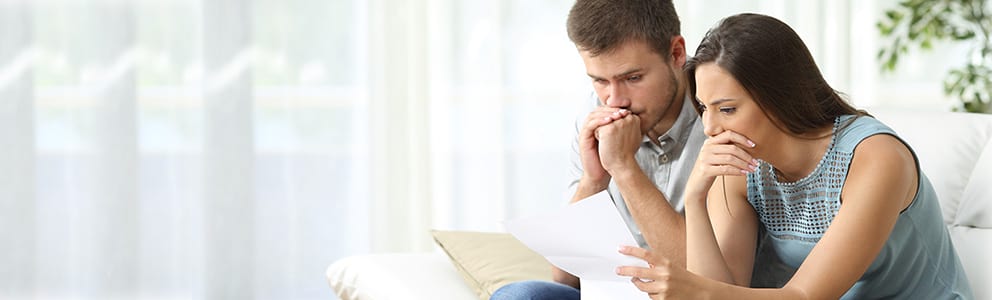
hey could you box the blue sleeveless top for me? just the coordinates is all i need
[746,115,973,299]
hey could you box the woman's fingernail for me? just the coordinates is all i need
[604,117,611,121]
[747,140,756,147]
[740,169,749,174]
[752,159,759,165]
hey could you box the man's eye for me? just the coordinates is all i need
[627,75,641,82]
[719,107,736,113]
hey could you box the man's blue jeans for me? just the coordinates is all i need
[490,280,580,300]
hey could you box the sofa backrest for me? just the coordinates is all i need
[872,110,992,299]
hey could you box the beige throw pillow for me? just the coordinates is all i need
[431,230,553,300]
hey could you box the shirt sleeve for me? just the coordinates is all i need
[567,113,584,197]
[567,92,600,196]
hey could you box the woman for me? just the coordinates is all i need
[615,13,973,299]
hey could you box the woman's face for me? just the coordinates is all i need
[693,62,780,157]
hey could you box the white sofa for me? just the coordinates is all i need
[327,110,992,300]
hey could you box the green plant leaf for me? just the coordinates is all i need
[878,0,992,113]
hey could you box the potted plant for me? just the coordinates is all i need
[877,0,991,113]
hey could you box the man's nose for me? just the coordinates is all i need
[605,84,630,108]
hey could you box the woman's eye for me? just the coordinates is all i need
[719,107,736,113]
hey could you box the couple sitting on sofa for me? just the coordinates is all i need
[492,1,973,299]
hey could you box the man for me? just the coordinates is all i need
[490,0,706,299]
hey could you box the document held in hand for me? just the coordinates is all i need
[504,190,650,299]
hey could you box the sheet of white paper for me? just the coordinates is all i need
[504,190,650,283]
[581,279,651,300]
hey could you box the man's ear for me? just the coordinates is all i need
[670,35,687,68]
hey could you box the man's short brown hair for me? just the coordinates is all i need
[566,0,681,58]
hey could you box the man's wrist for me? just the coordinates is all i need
[580,173,610,188]
[606,159,642,181]
[573,176,610,202]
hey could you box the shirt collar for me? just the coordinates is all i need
[642,95,698,155]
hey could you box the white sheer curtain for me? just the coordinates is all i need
[364,0,589,253]
[3,0,364,299]
[0,0,958,299]
[422,0,588,236]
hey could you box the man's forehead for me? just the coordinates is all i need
[586,66,644,80]
[582,52,664,79]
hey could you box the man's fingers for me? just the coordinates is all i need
[584,108,631,133]
[583,113,616,139]
[593,106,630,115]
[587,108,630,124]
[608,108,629,119]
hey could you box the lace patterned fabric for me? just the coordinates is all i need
[747,117,847,243]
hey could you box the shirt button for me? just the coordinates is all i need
[659,154,669,164]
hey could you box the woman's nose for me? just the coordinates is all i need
[702,113,722,137]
